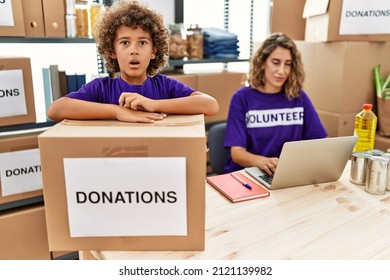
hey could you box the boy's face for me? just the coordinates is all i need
[111,26,156,84]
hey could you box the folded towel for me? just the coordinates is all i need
[202,27,238,43]
[204,53,240,59]
[204,38,239,47]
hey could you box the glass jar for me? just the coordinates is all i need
[169,23,188,59]
[75,0,89,38]
[90,1,103,38]
[186,24,203,59]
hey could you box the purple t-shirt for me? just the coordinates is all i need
[224,86,328,173]
[66,74,195,104]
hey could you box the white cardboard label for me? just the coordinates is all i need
[0,0,14,26]
[0,149,42,197]
[63,157,188,237]
[340,0,390,35]
[0,69,28,118]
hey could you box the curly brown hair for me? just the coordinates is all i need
[94,0,170,76]
[248,33,305,99]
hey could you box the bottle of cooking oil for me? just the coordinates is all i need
[353,103,377,152]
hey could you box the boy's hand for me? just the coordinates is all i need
[115,106,166,123]
[118,92,157,112]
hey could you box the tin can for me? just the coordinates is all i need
[350,152,371,185]
[381,153,390,191]
[365,149,384,156]
[365,156,389,195]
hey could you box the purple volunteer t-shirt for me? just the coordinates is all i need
[66,74,195,104]
[224,86,328,173]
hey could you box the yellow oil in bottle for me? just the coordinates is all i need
[353,104,377,152]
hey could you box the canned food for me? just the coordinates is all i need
[365,156,389,195]
[365,149,384,156]
[350,152,371,185]
[382,153,390,191]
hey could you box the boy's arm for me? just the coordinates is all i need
[119,91,219,116]
[48,97,166,123]
[155,92,219,116]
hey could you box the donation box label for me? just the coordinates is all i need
[63,157,187,237]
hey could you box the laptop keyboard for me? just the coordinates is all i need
[259,174,273,185]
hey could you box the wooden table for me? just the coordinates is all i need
[86,163,390,260]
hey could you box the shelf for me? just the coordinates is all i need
[168,57,248,67]
[0,37,95,44]
[0,196,44,212]
[0,121,56,135]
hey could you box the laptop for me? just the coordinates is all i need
[244,136,358,190]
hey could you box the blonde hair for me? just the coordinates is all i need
[248,33,305,99]
[94,0,169,76]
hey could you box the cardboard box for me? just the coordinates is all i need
[166,73,198,89]
[303,0,390,42]
[21,0,45,37]
[0,204,51,260]
[78,250,96,260]
[42,0,66,37]
[0,133,43,204]
[51,251,77,259]
[296,41,390,114]
[374,134,390,151]
[38,115,206,251]
[0,0,25,37]
[0,57,36,127]
[197,72,246,124]
[317,110,356,137]
[270,0,306,40]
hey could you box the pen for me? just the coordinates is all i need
[230,172,252,190]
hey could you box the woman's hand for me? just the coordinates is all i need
[254,156,279,176]
[231,146,279,176]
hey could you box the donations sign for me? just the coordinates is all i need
[0,148,42,196]
[63,157,187,237]
[0,69,27,118]
[340,0,390,35]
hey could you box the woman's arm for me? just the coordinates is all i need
[48,97,166,123]
[231,146,279,176]
[119,91,219,116]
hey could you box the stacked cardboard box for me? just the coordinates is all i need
[0,57,36,127]
[0,204,51,260]
[167,72,246,124]
[0,0,65,38]
[296,41,390,137]
[271,0,390,150]
[0,133,43,204]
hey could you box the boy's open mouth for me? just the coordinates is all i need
[130,60,140,65]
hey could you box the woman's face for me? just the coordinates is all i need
[261,46,293,93]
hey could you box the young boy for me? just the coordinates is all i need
[48,0,219,123]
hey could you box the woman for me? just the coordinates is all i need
[224,33,327,175]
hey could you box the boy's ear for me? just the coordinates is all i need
[151,47,157,59]
[110,53,117,59]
